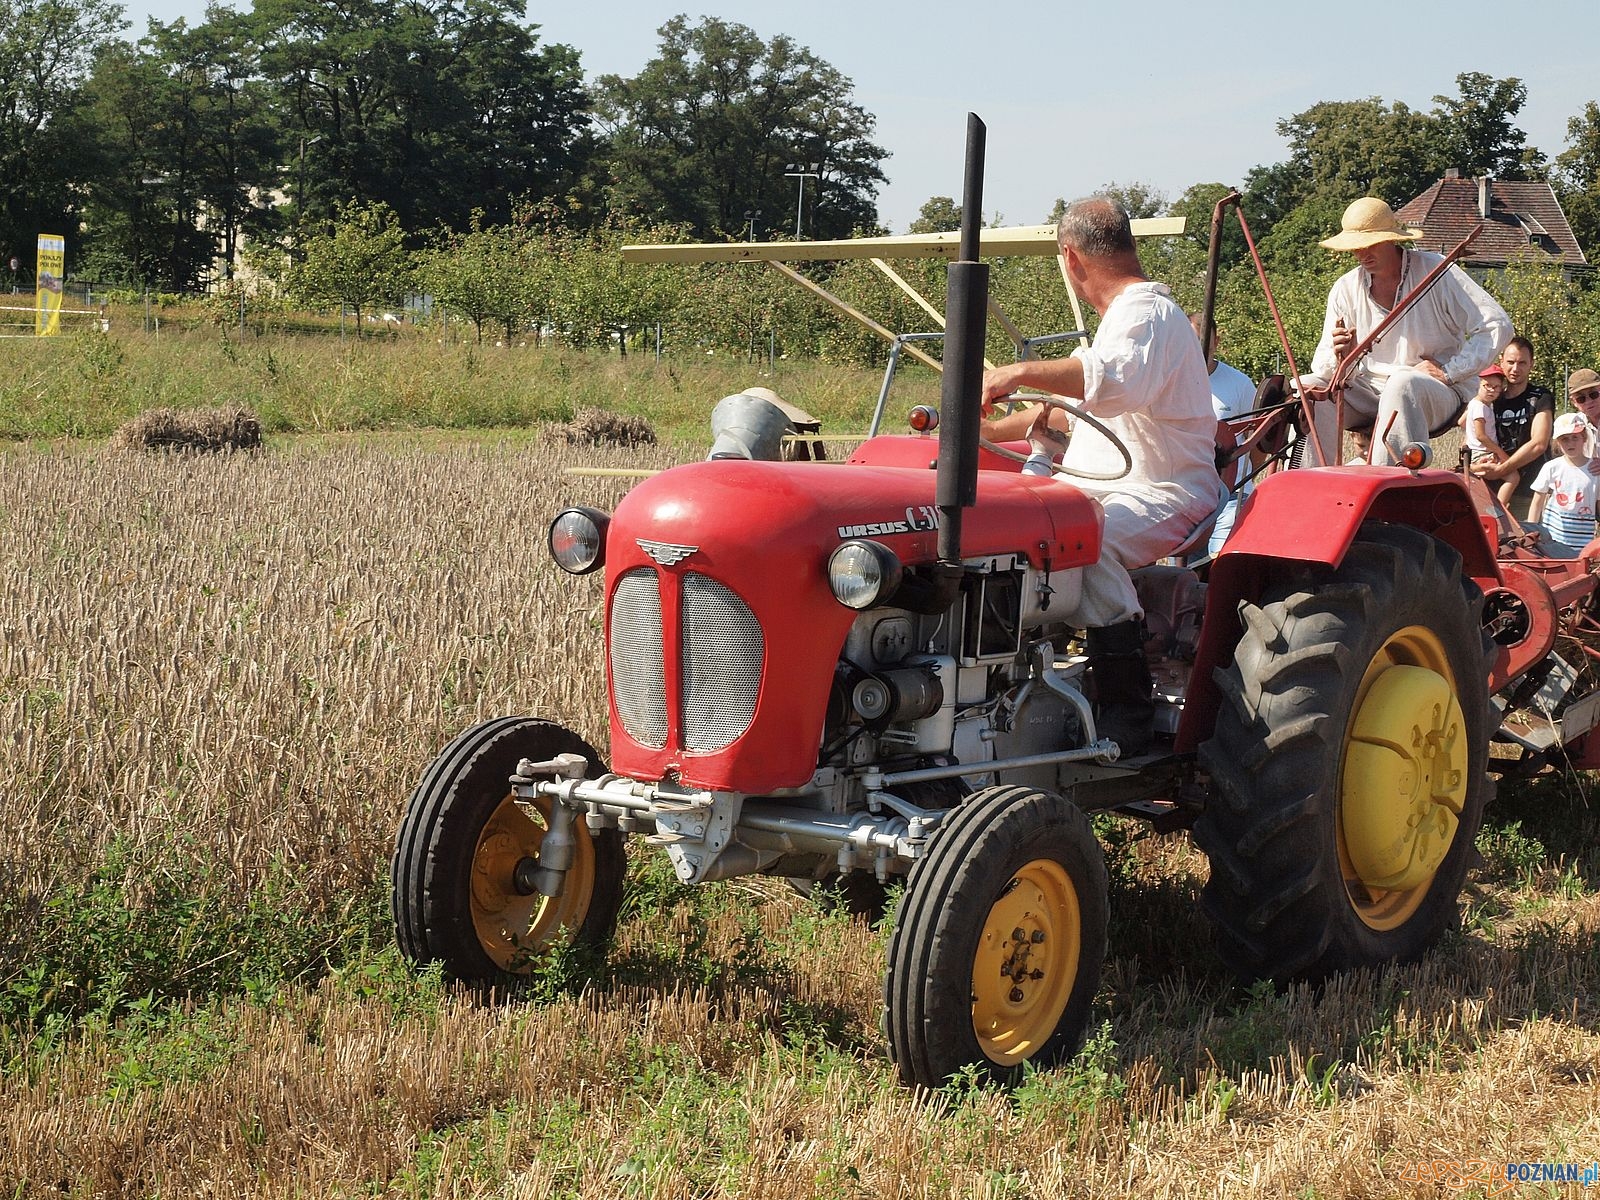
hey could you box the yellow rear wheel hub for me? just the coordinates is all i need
[470,792,597,970]
[971,859,1081,1066]
[1338,626,1467,931]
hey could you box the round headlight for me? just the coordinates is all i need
[548,507,609,575]
[828,540,903,610]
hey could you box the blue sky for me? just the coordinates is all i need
[123,0,1598,233]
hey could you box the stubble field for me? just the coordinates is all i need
[1,433,1598,1199]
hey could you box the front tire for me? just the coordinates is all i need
[1195,524,1492,983]
[884,785,1108,1088]
[392,717,627,979]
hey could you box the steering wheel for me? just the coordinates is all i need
[979,394,1133,482]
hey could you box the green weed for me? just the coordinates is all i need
[0,836,390,1033]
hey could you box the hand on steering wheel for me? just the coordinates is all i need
[979,395,1133,482]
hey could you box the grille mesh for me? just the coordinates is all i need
[681,573,763,751]
[609,569,667,748]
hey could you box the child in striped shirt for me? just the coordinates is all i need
[1528,412,1599,556]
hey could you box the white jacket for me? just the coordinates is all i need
[1309,249,1511,400]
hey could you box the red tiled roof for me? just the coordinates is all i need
[1396,175,1588,268]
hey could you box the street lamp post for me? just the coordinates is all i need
[784,165,820,238]
[742,210,762,361]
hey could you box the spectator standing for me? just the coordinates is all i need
[1189,314,1257,555]
[1568,367,1600,464]
[1528,413,1598,557]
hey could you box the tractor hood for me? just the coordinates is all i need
[614,444,1102,570]
[599,451,1101,793]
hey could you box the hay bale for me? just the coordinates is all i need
[559,408,657,448]
[112,406,263,453]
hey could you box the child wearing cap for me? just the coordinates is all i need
[1528,411,1598,556]
[1462,364,1518,510]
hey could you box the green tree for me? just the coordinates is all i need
[422,212,542,343]
[0,0,125,274]
[1430,72,1541,180]
[595,16,888,240]
[76,39,209,286]
[286,198,413,331]
[257,0,594,235]
[908,196,960,234]
[1553,101,1600,263]
[79,10,281,289]
[542,215,685,354]
[1269,98,1442,214]
[1093,181,1167,220]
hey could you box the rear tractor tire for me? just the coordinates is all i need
[392,716,627,979]
[884,785,1108,1088]
[1195,524,1493,984]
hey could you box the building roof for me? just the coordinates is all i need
[1396,173,1588,269]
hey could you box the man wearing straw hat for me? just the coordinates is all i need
[1300,197,1511,467]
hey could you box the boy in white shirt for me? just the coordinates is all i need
[1528,412,1599,557]
[1462,363,1518,510]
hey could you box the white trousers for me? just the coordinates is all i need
[1299,368,1463,466]
[1072,491,1219,627]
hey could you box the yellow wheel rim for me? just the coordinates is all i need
[1338,625,1468,931]
[470,791,597,971]
[971,859,1082,1066]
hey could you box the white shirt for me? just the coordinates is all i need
[1309,249,1511,399]
[1065,281,1225,525]
[1207,358,1258,554]
[1464,398,1498,454]
[1531,456,1598,550]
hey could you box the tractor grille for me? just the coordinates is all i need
[681,573,763,751]
[609,569,667,748]
[608,568,763,753]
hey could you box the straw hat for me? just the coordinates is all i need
[1319,198,1423,252]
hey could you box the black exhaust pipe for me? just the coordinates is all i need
[935,113,989,566]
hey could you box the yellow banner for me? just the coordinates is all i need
[36,234,64,336]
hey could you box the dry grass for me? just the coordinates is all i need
[555,408,658,448]
[109,405,264,453]
[1,436,1597,1198]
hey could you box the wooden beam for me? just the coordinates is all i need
[622,217,1185,264]
[766,260,944,373]
[867,258,995,371]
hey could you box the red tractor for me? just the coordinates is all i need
[392,119,1600,1088]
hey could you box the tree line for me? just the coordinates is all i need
[186,185,1598,403]
[5,0,1599,382]
[1,2,886,289]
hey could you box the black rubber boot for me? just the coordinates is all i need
[1085,618,1155,756]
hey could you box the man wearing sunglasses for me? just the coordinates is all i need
[1570,367,1600,464]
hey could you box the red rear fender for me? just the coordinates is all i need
[1177,467,1498,753]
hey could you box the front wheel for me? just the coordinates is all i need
[391,716,627,979]
[1194,524,1493,983]
[884,785,1107,1088]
